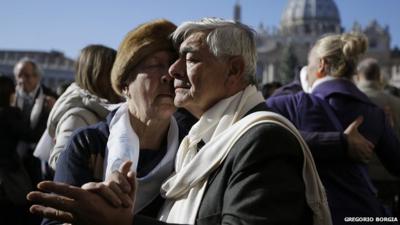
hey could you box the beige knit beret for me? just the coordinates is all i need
[111,19,176,96]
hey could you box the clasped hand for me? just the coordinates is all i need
[27,161,137,225]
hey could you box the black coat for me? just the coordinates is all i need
[135,104,312,225]
[0,107,35,169]
[31,85,58,142]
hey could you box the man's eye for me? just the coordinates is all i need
[186,57,199,63]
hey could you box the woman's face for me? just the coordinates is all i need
[306,47,320,88]
[125,50,176,121]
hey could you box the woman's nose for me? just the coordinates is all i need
[161,71,173,84]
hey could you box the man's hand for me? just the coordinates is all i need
[344,116,375,163]
[27,181,134,225]
[82,161,137,209]
[383,105,395,128]
[44,95,56,109]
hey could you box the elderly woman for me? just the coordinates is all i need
[37,44,121,170]
[267,33,400,224]
[33,19,189,225]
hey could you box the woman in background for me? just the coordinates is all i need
[267,33,400,224]
[41,44,121,170]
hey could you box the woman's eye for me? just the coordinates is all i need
[146,64,163,69]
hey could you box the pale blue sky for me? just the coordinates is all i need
[2,0,399,59]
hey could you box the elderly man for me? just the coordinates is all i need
[27,18,331,225]
[355,57,400,215]
[14,58,57,183]
[356,58,400,138]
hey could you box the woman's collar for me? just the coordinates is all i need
[310,75,337,93]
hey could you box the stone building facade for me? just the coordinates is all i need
[238,0,400,87]
[0,50,75,91]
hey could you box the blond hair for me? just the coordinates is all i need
[75,44,120,103]
[314,33,368,78]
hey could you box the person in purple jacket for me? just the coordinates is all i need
[267,32,400,224]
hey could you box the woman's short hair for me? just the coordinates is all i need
[171,17,257,85]
[75,44,120,103]
[313,32,368,78]
[0,75,15,107]
[111,19,177,96]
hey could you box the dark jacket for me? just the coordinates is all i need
[32,85,58,142]
[134,103,312,225]
[0,106,33,169]
[267,79,400,224]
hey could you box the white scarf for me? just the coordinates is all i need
[104,102,179,213]
[159,85,331,225]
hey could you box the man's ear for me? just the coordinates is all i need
[228,56,245,77]
[225,56,244,87]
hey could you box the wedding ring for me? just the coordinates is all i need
[58,197,65,205]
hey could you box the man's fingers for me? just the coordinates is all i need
[37,181,84,200]
[30,205,74,223]
[354,116,364,128]
[27,191,75,213]
[346,116,364,132]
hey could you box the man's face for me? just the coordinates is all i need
[168,31,230,117]
[15,62,40,93]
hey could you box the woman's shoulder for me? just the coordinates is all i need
[266,91,313,114]
[58,106,107,128]
[66,120,109,153]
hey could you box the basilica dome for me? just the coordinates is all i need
[280,0,341,35]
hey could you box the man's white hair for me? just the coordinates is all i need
[13,57,43,78]
[172,17,257,85]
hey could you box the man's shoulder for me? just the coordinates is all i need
[41,84,58,98]
[228,121,303,161]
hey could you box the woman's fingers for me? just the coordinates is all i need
[108,181,132,208]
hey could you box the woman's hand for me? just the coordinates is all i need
[82,161,137,208]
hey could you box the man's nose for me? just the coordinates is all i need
[168,58,185,80]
